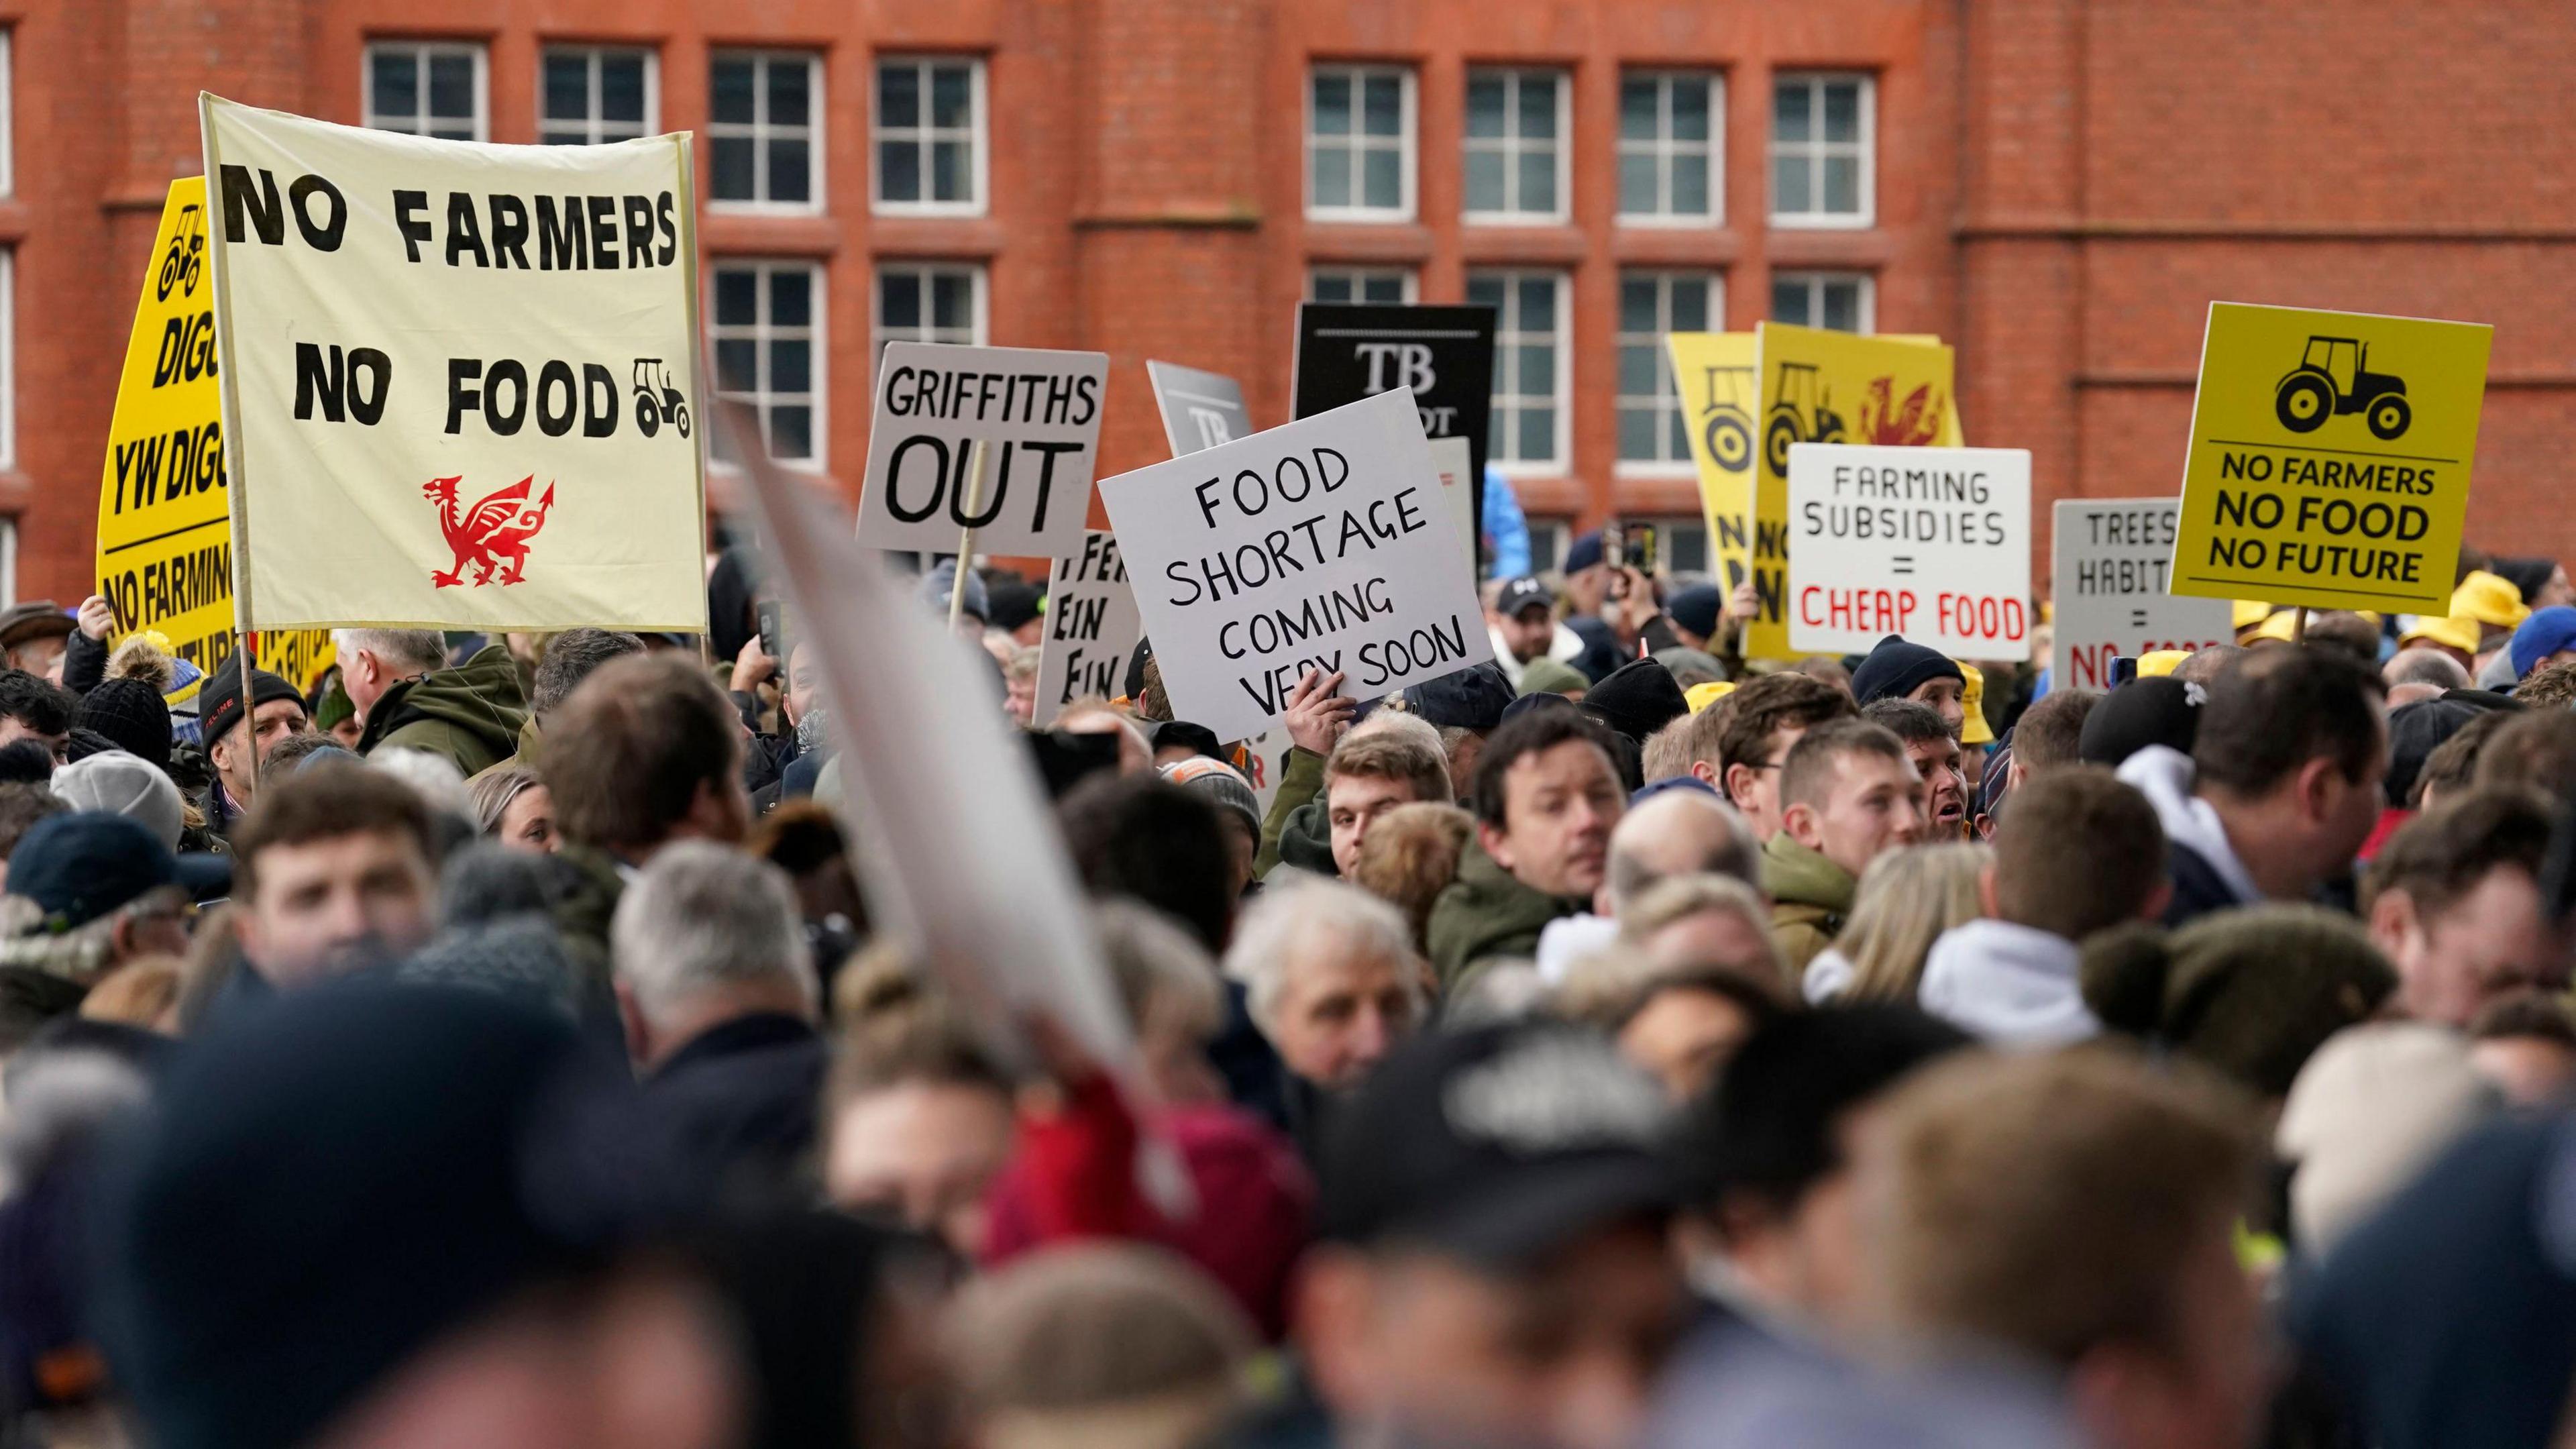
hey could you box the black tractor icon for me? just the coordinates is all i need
[1697,364,1755,475]
[1765,360,1845,475]
[2274,336,2410,441]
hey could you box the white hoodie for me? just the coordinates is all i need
[1917,919,2100,1048]
[2114,744,2260,907]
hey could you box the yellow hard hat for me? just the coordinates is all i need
[2136,650,2191,678]
[2452,570,2532,629]
[1956,663,1995,746]
[1684,680,1735,715]
[2398,614,2482,656]
[2233,600,2274,631]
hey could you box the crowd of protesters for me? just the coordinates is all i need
[4,528,2576,1449]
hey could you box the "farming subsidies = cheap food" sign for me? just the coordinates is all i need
[1786,442,2033,661]
[1097,389,1492,743]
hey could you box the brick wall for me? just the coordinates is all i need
[7,0,2571,602]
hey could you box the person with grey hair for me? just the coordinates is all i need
[2384,645,2472,694]
[1223,878,1424,1114]
[337,626,531,779]
[482,627,647,777]
[1534,789,1764,982]
[610,841,825,1194]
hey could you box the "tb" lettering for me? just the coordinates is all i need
[1354,342,1437,394]
[1187,407,1234,449]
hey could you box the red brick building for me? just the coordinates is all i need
[5,0,2573,600]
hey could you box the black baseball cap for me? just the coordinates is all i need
[1318,1023,1681,1268]
[1498,576,1555,619]
[1404,661,1515,731]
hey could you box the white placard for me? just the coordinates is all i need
[854,341,1108,557]
[2052,498,2234,690]
[1786,443,2034,661]
[1032,530,1142,725]
[1097,388,1493,743]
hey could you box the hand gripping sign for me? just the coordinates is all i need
[854,342,1109,559]
[198,96,708,633]
[2167,303,2492,615]
[1098,390,1493,743]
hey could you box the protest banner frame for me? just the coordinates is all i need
[198,93,713,633]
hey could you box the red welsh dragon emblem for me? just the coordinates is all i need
[423,476,559,588]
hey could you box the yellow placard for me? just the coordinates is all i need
[1667,332,1758,592]
[95,179,333,690]
[1885,335,1966,446]
[2169,303,2491,614]
[1745,323,1958,657]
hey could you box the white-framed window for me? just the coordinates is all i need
[1616,270,1721,473]
[1307,64,1415,221]
[1307,266,1417,305]
[1466,270,1569,472]
[874,262,987,364]
[1619,70,1721,224]
[1464,67,1568,223]
[1646,517,1710,576]
[541,46,656,145]
[708,51,822,213]
[364,41,488,140]
[1771,271,1874,333]
[874,57,986,215]
[0,32,15,199]
[1770,72,1873,227]
[710,261,824,466]
[0,252,15,473]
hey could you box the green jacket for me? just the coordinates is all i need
[357,643,531,780]
[1762,833,1857,981]
[470,714,545,786]
[1426,839,1588,992]
[1255,746,1327,875]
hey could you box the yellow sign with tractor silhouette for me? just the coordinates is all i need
[2169,303,2491,615]
[1668,332,1759,596]
[1743,323,1957,657]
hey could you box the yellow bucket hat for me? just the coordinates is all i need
[2398,614,2481,656]
[1684,680,1735,715]
[2452,570,2532,629]
[2233,600,2274,631]
[1956,663,1996,746]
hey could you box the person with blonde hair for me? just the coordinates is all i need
[1803,842,1990,1004]
[1347,802,1474,955]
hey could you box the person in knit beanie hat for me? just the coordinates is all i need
[1847,635,1967,734]
[1159,755,1260,898]
[75,678,173,775]
[2081,904,2398,1100]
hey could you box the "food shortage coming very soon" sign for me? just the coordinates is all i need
[2051,499,2233,690]
[2167,302,2492,615]
[1097,389,1492,743]
[199,96,710,634]
[855,341,1110,559]
[1786,443,2032,661]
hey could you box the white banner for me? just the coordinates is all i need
[199,95,708,631]
[853,341,1107,558]
[1033,531,1142,725]
[1786,443,2033,661]
[2052,498,2233,690]
[1097,389,1491,743]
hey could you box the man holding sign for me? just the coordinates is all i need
[1097,390,1492,744]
